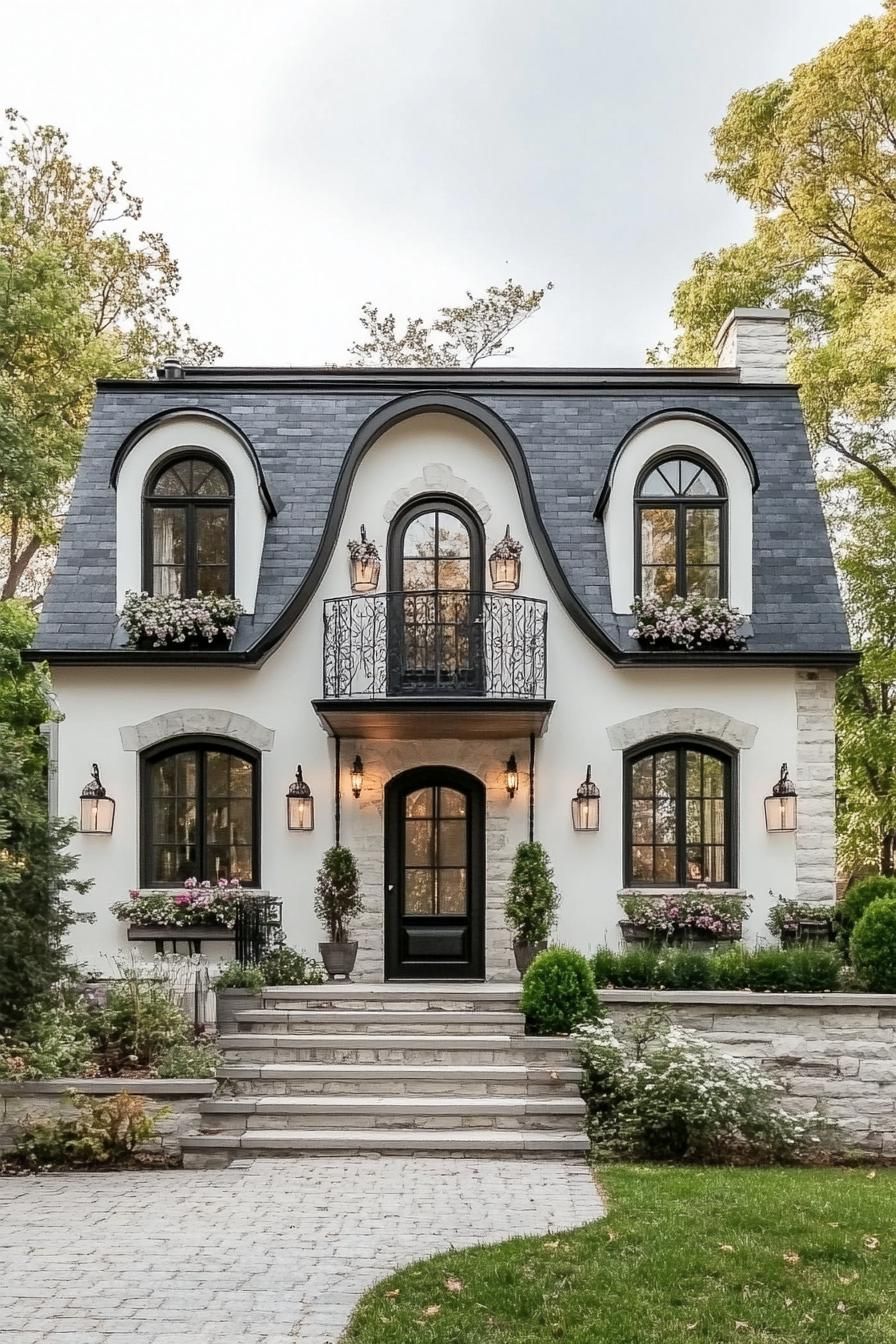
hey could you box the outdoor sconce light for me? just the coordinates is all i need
[488,525,522,593]
[504,753,519,798]
[571,764,600,832]
[764,762,798,833]
[79,764,115,834]
[286,765,314,831]
[350,754,364,799]
[348,525,381,594]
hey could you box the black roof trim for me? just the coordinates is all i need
[594,408,761,517]
[108,407,278,518]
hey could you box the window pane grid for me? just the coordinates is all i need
[637,456,725,601]
[403,785,468,917]
[145,745,256,886]
[628,745,729,887]
[146,455,233,598]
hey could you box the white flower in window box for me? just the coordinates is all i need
[120,591,243,649]
[629,594,745,650]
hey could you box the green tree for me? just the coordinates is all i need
[0,110,220,599]
[348,278,552,367]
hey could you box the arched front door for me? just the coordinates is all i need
[385,766,485,980]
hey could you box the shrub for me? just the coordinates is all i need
[93,978,188,1070]
[520,947,598,1035]
[837,876,896,950]
[314,846,363,942]
[153,1039,219,1078]
[851,899,896,992]
[654,949,716,990]
[259,946,325,985]
[504,842,559,945]
[774,946,842,992]
[0,996,95,1080]
[605,948,661,988]
[14,1091,167,1168]
[590,948,619,988]
[213,961,264,992]
[574,1014,828,1162]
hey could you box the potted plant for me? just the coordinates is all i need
[120,591,243,650]
[766,894,835,945]
[504,841,560,976]
[618,891,748,947]
[629,594,745,650]
[314,846,363,980]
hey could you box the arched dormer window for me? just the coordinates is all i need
[635,454,727,601]
[143,453,234,597]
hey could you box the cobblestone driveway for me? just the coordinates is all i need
[0,1157,603,1343]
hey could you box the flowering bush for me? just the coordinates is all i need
[620,891,748,940]
[120,591,243,648]
[111,878,243,929]
[0,999,96,1081]
[766,895,835,938]
[574,1012,830,1162]
[630,594,744,649]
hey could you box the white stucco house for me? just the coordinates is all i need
[28,308,854,980]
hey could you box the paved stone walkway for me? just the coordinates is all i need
[0,1157,603,1343]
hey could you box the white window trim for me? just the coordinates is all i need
[604,418,754,616]
[115,414,267,613]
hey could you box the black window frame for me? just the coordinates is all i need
[387,494,485,593]
[140,735,260,888]
[142,450,235,598]
[623,735,737,889]
[634,451,728,601]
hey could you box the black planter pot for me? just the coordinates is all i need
[513,940,547,977]
[133,631,233,651]
[319,940,359,981]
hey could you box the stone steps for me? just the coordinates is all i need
[217,1033,575,1066]
[198,1094,585,1132]
[260,984,521,1012]
[216,1062,582,1096]
[235,1008,526,1035]
[181,1127,589,1163]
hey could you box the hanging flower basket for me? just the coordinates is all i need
[489,526,523,592]
[121,592,243,650]
[629,595,745,651]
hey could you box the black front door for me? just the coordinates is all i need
[385,766,485,980]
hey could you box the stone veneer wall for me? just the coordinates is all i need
[602,991,896,1155]
[795,670,837,903]
[342,738,524,982]
[0,1078,216,1155]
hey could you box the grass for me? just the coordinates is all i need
[344,1165,895,1343]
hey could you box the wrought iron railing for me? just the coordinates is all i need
[234,891,283,966]
[322,590,547,699]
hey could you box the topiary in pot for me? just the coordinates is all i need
[851,898,896,992]
[504,841,560,976]
[520,947,598,1035]
[314,846,363,980]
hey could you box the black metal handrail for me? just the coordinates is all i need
[322,590,547,700]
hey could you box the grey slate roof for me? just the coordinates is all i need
[33,369,852,662]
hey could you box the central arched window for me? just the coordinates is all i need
[143,453,234,597]
[625,739,734,888]
[635,454,726,601]
[141,738,258,886]
[388,498,484,691]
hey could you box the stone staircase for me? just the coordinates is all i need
[181,984,588,1165]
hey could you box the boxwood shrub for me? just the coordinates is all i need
[521,947,598,1034]
[590,945,842,993]
[851,899,896,992]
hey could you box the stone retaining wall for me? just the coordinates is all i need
[0,1078,217,1156]
[601,991,896,1156]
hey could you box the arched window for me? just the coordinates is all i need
[143,453,234,597]
[625,739,735,888]
[635,454,726,601]
[140,738,259,886]
[387,498,485,691]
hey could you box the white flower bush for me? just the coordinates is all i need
[121,591,243,648]
[630,594,745,649]
[574,1011,830,1162]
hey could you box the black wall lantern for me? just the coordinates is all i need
[504,753,519,798]
[286,765,314,831]
[79,764,115,834]
[489,525,523,593]
[765,762,798,833]
[348,525,381,594]
[571,764,600,831]
[350,754,364,799]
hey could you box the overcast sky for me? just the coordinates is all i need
[0,0,880,366]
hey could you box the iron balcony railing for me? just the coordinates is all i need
[322,590,548,699]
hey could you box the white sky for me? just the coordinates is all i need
[0,0,880,366]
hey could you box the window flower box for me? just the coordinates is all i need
[120,591,243,650]
[619,891,748,947]
[629,595,745,651]
[766,897,836,944]
[111,880,244,931]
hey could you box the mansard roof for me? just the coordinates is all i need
[31,365,853,667]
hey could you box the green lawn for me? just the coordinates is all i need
[345,1165,895,1343]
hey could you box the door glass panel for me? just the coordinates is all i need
[438,819,466,867]
[402,784,469,918]
[437,869,467,914]
[440,788,466,817]
[405,819,433,866]
[404,868,434,915]
[405,787,433,818]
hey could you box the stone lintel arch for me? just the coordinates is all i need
[606,707,758,753]
[120,708,275,753]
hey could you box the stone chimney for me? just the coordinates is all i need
[713,308,790,383]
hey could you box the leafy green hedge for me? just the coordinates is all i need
[590,945,843,993]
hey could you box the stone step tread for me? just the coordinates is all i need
[261,984,521,1002]
[219,1033,571,1050]
[182,1128,589,1152]
[217,1062,582,1080]
[235,1009,525,1026]
[200,1094,586,1115]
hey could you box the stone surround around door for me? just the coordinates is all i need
[0,1156,604,1343]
